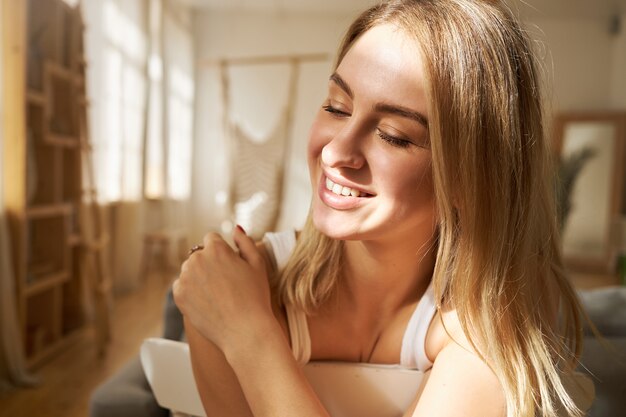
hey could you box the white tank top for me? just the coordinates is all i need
[263,230,437,372]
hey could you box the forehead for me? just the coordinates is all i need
[336,24,428,112]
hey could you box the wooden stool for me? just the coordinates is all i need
[138,229,188,282]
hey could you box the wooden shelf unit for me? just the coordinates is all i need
[2,0,94,368]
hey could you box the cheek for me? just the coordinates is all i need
[387,159,435,205]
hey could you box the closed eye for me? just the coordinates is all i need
[377,129,412,149]
[322,104,350,117]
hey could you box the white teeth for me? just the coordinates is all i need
[325,176,364,197]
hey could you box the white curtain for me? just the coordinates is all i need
[83,0,193,290]
[163,1,194,202]
[144,0,165,199]
[145,0,194,202]
[0,0,37,391]
[143,0,194,257]
[83,0,149,291]
[84,0,148,204]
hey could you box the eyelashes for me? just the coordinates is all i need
[376,129,411,149]
[322,104,348,116]
[322,104,412,149]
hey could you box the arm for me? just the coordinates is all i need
[185,318,253,416]
[410,313,506,417]
[215,309,505,417]
[183,239,299,417]
[175,229,329,417]
[222,315,330,417]
[186,307,329,417]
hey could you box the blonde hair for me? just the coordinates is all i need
[275,1,585,416]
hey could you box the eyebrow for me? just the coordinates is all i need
[329,72,428,128]
[374,103,428,128]
[330,72,354,98]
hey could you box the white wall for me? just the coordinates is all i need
[529,18,614,112]
[190,10,355,242]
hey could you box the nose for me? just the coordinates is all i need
[321,122,366,170]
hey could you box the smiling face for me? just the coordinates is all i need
[308,23,437,243]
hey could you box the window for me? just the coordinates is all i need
[84,0,193,203]
[144,1,194,200]
[84,0,148,203]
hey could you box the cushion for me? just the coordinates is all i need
[578,337,626,417]
[578,287,626,337]
[89,357,169,417]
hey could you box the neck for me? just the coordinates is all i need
[339,233,436,315]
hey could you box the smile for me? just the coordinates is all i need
[324,177,372,198]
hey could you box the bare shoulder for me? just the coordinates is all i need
[414,309,506,417]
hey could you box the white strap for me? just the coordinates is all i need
[262,231,297,271]
[400,284,437,371]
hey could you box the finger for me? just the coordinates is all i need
[202,231,224,248]
[180,259,189,273]
[202,232,239,264]
[172,279,182,306]
[232,225,263,268]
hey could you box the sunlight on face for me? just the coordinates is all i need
[308,24,436,244]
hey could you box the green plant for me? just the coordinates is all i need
[555,147,596,232]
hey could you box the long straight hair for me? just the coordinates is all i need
[274,1,585,416]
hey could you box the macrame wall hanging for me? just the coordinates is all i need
[216,53,328,239]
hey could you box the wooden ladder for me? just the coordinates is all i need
[73,6,113,357]
[79,141,113,356]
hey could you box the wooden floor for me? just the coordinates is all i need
[0,271,174,417]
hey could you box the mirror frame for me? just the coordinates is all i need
[553,112,626,274]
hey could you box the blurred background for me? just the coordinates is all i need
[0,0,625,416]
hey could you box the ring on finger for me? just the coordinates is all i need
[188,244,204,256]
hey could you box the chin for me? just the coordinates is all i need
[311,206,361,241]
[311,209,339,238]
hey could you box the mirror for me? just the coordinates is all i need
[553,113,626,274]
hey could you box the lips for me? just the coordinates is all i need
[317,174,373,210]
[325,177,367,197]
[324,175,374,198]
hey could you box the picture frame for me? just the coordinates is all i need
[553,112,626,274]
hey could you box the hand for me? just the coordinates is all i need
[172,227,274,352]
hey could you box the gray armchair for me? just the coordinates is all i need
[577,287,626,416]
[89,289,184,417]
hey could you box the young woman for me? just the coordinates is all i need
[173,1,586,416]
